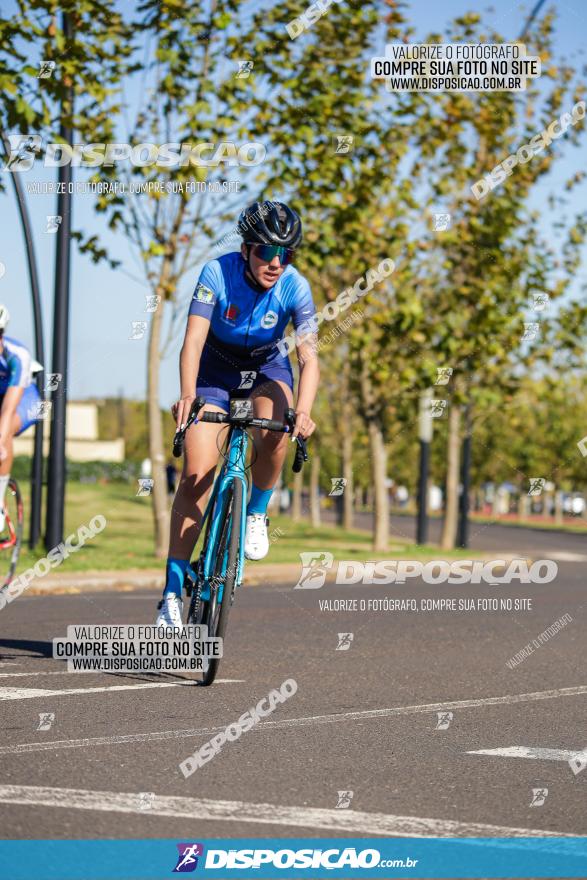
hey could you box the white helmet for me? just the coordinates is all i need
[0,305,9,331]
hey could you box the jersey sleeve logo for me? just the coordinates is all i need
[222,302,240,323]
[193,283,215,304]
[260,310,278,329]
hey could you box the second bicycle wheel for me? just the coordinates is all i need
[1,478,23,590]
[201,479,243,686]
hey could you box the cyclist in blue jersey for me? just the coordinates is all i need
[0,305,41,531]
[156,201,320,626]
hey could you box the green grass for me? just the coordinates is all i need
[12,482,474,576]
[16,481,159,574]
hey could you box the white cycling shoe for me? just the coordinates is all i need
[244,513,269,561]
[155,593,184,627]
[0,507,5,534]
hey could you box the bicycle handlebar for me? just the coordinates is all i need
[172,397,309,472]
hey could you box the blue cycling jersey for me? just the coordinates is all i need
[0,336,33,395]
[188,252,316,367]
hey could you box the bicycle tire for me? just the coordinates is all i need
[201,479,243,686]
[1,478,24,590]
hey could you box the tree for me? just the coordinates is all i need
[407,11,586,546]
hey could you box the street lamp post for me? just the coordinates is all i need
[0,131,45,549]
[45,12,73,550]
[457,404,472,548]
[416,389,433,545]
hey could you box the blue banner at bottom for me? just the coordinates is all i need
[0,837,586,879]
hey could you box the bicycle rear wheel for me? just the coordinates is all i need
[0,478,24,589]
[201,479,242,686]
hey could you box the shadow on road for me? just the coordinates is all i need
[0,638,53,658]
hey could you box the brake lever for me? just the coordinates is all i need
[172,395,206,458]
[292,435,308,473]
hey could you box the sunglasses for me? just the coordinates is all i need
[252,244,296,266]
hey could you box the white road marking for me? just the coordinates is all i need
[0,670,79,678]
[0,685,584,756]
[544,551,587,562]
[468,746,587,762]
[0,680,243,701]
[0,785,576,838]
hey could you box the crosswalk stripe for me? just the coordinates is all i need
[0,680,243,700]
[0,785,577,838]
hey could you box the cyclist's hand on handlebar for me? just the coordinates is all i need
[172,395,196,430]
[292,410,315,440]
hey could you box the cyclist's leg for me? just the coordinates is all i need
[0,411,20,470]
[168,402,227,560]
[249,378,293,491]
[0,411,22,530]
[244,377,293,559]
[157,401,227,623]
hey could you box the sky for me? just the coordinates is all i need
[1,0,585,410]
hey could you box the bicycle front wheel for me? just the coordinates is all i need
[202,479,243,686]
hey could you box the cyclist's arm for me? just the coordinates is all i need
[290,279,320,436]
[0,350,29,439]
[177,315,210,427]
[295,333,319,419]
[176,263,221,427]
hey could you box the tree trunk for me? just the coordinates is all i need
[342,425,354,530]
[147,296,169,559]
[368,418,389,551]
[554,490,564,525]
[310,453,321,527]
[292,468,303,521]
[358,352,388,551]
[355,485,363,510]
[518,491,530,520]
[440,403,461,550]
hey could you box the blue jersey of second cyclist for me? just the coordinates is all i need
[188,251,316,368]
[0,336,33,395]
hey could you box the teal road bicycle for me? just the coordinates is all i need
[172,394,308,686]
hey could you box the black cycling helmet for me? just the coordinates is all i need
[238,200,302,249]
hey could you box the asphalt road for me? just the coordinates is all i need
[331,509,587,558]
[0,522,585,854]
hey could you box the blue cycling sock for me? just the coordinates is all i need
[247,484,273,516]
[164,557,189,598]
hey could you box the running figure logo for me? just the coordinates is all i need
[336,633,353,651]
[294,552,334,589]
[569,751,587,776]
[173,843,204,872]
[434,367,453,386]
[527,478,545,496]
[432,212,451,231]
[329,477,346,496]
[430,399,447,418]
[522,322,540,341]
[529,788,548,807]
[238,370,257,390]
[435,711,453,730]
[333,135,354,154]
[37,712,55,731]
[38,60,56,79]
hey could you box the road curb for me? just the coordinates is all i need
[20,555,531,596]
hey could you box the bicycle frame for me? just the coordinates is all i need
[198,425,249,595]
